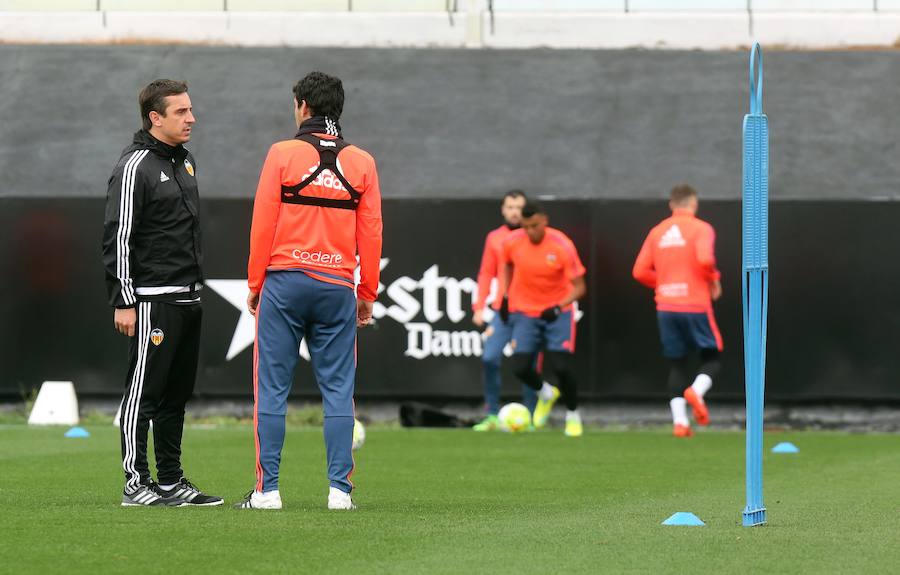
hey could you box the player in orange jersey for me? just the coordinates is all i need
[471,190,538,431]
[633,185,722,438]
[236,72,382,510]
[500,202,586,437]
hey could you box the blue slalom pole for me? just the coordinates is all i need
[742,42,768,527]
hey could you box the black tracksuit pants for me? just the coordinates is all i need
[119,301,201,492]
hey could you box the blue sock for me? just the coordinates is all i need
[257,412,286,493]
[323,415,354,493]
[483,361,501,415]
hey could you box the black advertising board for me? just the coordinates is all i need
[1,198,898,403]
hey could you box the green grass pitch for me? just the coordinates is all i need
[1,424,898,574]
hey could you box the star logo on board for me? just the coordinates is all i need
[205,280,254,361]
[206,279,310,362]
[207,260,390,362]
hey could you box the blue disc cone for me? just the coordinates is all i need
[771,442,799,453]
[662,512,705,526]
[64,426,90,438]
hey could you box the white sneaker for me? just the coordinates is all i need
[233,489,282,510]
[327,486,356,510]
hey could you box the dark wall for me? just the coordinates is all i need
[3,45,898,402]
[2,197,898,403]
[1,46,899,201]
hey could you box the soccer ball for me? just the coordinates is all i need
[498,403,531,433]
[352,418,366,450]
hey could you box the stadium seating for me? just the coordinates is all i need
[751,0,875,10]
[100,0,223,10]
[227,0,349,9]
[627,1,746,11]
[352,0,450,11]
[1,0,898,50]
[0,0,97,9]
[0,0,894,11]
[490,0,625,10]
[0,0,451,10]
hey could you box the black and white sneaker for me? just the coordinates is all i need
[121,483,171,507]
[157,478,224,507]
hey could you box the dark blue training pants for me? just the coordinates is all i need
[253,270,356,494]
[482,314,538,415]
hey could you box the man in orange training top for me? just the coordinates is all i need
[471,190,538,431]
[633,185,722,438]
[500,202,586,437]
[235,72,382,510]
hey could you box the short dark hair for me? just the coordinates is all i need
[521,201,545,219]
[139,79,188,131]
[670,184,698,206]
[502,189,527,204]
[293,72,344,119]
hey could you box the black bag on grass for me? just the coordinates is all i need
[399,402,471,428]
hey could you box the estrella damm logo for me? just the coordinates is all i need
[184,159,194,177]
[150,328,165,346]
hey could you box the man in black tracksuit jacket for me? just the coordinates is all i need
[101,80,221,507]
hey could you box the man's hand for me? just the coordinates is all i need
[357,299,374,327]
[540,305,562,322]
[114,307,137,337]
[499,297,510,323]
[472,309,485,328]
[710,279,722,302]
[247,291,260,316]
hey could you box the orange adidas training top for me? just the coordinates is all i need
[632,209,720,313]
[474,225,516,312]
[501,227,586,317]
[248,132,382,302]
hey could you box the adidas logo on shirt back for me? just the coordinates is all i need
[160,171,170,183]
[659,224,687,248]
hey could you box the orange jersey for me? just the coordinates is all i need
[474,224,516,312]
[632,209,720,313]
[248,132,382,301]
[502,227,586,317]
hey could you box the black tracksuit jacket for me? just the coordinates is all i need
[101,130,203,308]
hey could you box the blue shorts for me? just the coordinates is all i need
[657,310,723,359]
[509,311,576,355]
